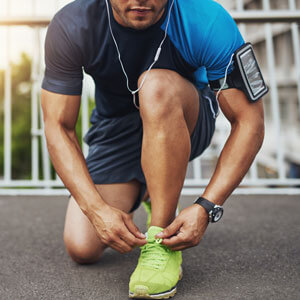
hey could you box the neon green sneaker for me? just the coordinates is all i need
[142,200,152,229]
[129,226,182,299]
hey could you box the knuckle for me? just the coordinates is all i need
[128,239,136,247]
[117,228,124,236]
[192,239,200,246]
[123,214,130,221]
[108,234,117,244]
[101,234,111,244]
[163,229,169,235]
[106,237,113,244]
[192,230,199,239]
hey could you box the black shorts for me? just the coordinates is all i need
[84,86,217,212]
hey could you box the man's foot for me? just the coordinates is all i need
[129,226,182,299]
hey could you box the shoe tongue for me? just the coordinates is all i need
[147,226,164,240]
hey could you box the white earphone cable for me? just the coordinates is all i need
[105,0,175,109]
[216,53,234,102]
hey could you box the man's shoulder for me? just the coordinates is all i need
[173,0,238,48]
[176,0,222,21]
[171,0,228,43]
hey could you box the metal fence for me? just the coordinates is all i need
[0,0,300,195]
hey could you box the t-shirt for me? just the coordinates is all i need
[42,0,244,118]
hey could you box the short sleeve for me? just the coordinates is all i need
[201,5,245,81]
[42,17,83,95]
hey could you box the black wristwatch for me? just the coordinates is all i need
[194,197,224,223]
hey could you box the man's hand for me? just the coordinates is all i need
[88,204,147,253]
[156,205,208,251]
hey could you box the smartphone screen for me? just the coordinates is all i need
[240,48,266,98]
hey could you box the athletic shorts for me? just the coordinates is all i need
[84,86,217,212]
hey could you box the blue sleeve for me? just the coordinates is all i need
[164,0,244,87]
[200,4,245,81]
[42,16,83,95]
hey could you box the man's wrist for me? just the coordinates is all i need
[192,203,209,223]
[193,196,224,223]
[76,192,108,218]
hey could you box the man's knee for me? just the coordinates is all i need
[64,236,105,265]
[138,69,184,122]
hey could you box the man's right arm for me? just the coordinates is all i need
[41,89,102,213]
[41,89,146,252]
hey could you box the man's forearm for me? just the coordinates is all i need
[45,123,106,215]
[202,120,264,205]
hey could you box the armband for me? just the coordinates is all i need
[209,43,269,102]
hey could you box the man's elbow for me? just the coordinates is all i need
[43,120,61,148]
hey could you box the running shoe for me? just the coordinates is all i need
[129,226,182,299]
[142,200,152,229]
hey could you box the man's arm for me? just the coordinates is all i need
[41,90,100,210]
[41,89,146,253]
[156,89,264,250]
[202,89,264,203]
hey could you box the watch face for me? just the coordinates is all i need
[212,207,223,222]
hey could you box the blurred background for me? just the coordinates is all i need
[0,0,299,195]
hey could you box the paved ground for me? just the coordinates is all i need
[0,194,299,300]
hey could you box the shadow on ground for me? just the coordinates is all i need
[0,195,299,300]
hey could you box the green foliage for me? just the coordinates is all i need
[0,52,95,180]
[0,53,32,179]
[12,54,32,179]
[0,70,4,102]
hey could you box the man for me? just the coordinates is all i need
[41,0,265,298]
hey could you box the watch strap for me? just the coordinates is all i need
[194,197,215,213]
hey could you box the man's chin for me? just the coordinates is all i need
[127,19,156,30]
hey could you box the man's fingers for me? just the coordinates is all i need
[123,214,146,240]
[156,219,182,239]
[170,245,189,251]
[119,227,146,247]
[110,236,132,253]
[163,237,191,251]
[162,233,184,247]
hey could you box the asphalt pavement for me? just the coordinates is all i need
[0,194,299,300]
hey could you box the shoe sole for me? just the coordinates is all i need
[129,267,183,299]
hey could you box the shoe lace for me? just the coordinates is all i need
[140,238,171,270]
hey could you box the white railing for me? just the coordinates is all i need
[0,0,300,195]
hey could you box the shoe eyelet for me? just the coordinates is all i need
[155,238,162,244]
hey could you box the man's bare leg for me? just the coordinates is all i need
[63,180,141,264]
[139,69,199,228]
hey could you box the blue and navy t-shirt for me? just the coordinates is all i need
[42,0,244,118]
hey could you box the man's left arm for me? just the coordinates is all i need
[156,89,265,250]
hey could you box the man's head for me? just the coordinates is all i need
[109,0,169,30]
